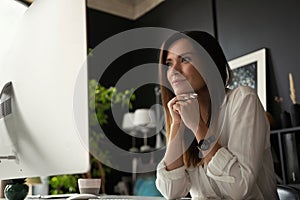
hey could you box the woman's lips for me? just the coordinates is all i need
[172,79,186,86]
[171,78,194,95]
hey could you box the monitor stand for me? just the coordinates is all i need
[0,81,16,162]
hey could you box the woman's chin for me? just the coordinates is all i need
[174,89,194,96]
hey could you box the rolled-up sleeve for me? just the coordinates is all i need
[207,147,237,183]
[156,161,191,199]
[207,88,269,199]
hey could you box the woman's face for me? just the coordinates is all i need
[165,38,206,95]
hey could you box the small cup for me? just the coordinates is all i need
[78,178,101,195]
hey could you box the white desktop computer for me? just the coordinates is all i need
[0,0,90,180]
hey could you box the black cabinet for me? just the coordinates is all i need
[271,126,300,185]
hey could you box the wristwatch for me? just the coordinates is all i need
[197,135,216,158]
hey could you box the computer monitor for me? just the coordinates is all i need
[0,0,90,179]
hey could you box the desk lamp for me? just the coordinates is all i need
[26,177,41,195]
[122,112,139,152]
[133,109,156,152]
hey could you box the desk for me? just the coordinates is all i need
[1,196,191,200]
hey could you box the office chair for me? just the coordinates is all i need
[277,185,300,200]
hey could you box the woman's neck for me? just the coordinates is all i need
[196,87,211,126]
[196,87,210,109]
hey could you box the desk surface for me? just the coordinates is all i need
[1,195,191,200]
[2,197,164,200]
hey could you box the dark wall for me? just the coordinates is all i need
[87,8,133,48]
[87,8,133,81]
[133,0,214,33]
[216,0,300,127]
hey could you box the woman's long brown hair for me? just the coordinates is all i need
[159,31,232,167]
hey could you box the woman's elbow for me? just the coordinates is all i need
[155,179,188,200]
[159,190,187,200]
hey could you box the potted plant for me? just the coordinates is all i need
[49,175,79,194]
[4,178,29,200]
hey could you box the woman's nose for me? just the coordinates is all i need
[171,60,182,72]
[169,65,180,76]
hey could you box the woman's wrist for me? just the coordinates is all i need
[169,123,185,139]
[194,121,208,142]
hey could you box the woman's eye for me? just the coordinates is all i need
[181,56,191,63]
[165,62,173,67]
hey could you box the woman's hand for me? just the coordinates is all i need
[165,97,185,170]
[174,99,200,135]
[167,97,182,125]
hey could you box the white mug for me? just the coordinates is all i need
[78,178,101,194]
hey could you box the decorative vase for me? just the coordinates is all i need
[4,182,29,200]
[290,103,300,127]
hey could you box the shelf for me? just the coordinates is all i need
[288,183,300,190]
[271,126,300,134]
[270,126,300,185]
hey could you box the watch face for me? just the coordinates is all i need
[199,139,210,151]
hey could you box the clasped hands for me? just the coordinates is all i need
[167,93,221,164]
[167,93,203,137]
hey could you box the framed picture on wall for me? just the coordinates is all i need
[228,48,267,110]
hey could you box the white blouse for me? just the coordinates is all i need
[156,86,278,200]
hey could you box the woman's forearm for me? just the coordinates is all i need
[164,124,185,171]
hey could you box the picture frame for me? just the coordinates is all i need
[228,48,267,110]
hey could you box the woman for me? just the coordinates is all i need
[155,31,278,199]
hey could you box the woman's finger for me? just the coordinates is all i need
[173,103,181,114]
[168,96,178,107]
[174,99,200,134]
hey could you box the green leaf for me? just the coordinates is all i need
[85,79,136,183]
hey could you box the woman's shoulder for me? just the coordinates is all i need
[225,86,260,108]
[227,86,257,100]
